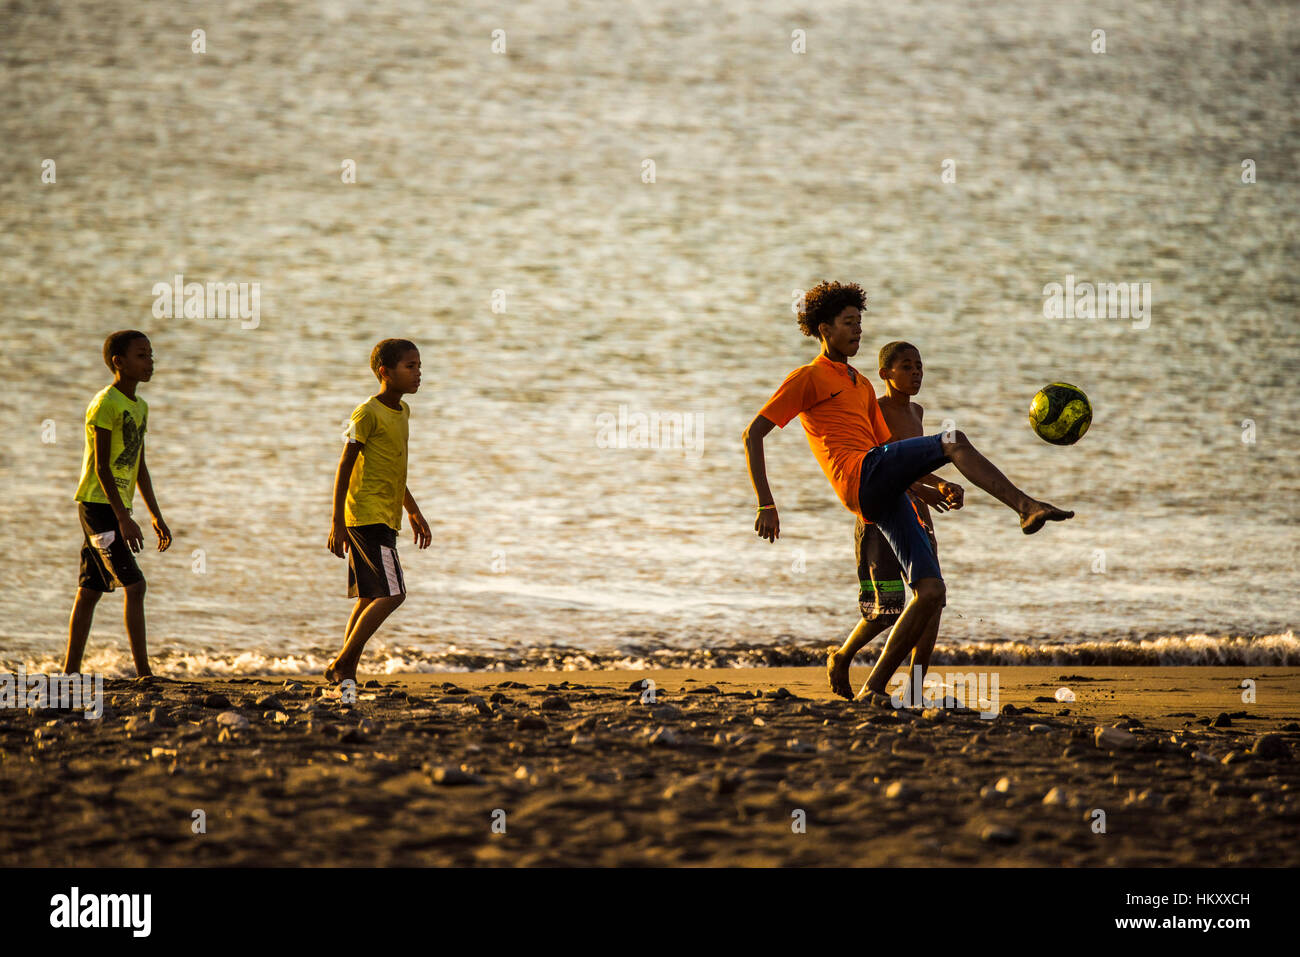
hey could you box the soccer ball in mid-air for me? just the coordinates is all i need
[1029,383,1091,445]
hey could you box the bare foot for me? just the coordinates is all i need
[324,661,347,684]
[853,684,893,707]
[1020,501,1074,534]
[826,646,852,699]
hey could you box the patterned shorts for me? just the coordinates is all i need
[855,500,938,622]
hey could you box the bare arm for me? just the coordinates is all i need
[743,414,780,541]
[328,441,362,557]
[94,426,143,552]
[906,404,963,510]
[134,443,171,550]
[403,487,431,548]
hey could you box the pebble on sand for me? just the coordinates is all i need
[884,781,918,800]
[980,824,1020,845]
[427,765,485,786]
[123,716,156,737]
[647,726,680,747]
[1094,726,1138,750]
[1251,734,1290,760]
[216,711,251,732]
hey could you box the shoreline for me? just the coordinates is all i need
[2,666,1297,866]
[9,630,1297,677]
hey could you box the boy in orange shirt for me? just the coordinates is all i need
[743,282,1072,704]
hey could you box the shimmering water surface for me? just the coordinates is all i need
[1,0,1296,673]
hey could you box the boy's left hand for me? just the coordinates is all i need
[937,481,964,510]
[153,517,172,551]
[408,510,432,548]
[910,483,950,512]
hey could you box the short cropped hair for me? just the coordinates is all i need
[103,330,149,372]
[879,340,919,369]
[797,281,867,339]
[370,338,418,379]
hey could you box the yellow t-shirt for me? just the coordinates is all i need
[344,396,409,531]
[74,384,148,508]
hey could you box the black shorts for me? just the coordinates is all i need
[347,524,405,598]
[77,501,144,592]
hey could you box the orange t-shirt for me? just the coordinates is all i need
[758,354,892,521]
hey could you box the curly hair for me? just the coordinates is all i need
[797,281,867,339]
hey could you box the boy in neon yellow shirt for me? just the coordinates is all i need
[65,330,172,677]
[325,339,431,683]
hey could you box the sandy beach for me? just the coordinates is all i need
[2,666,1297,867]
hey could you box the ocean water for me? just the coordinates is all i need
[1,0,1297,675]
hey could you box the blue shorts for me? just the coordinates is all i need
[857,434,951,587]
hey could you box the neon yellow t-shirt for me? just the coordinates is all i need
[74,385,148,508]
[344,396,409,531]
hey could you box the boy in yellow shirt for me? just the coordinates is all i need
[325,339,431,683]
[65,330,172,677]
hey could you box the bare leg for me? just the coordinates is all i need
[856,578,946,699]
[899,608,942,705]
[942,431,1073,533]
[63,587,103,674]
[827,616,892,698]
[327,598,372,682]
[329,595,404,682]
[122,581,151,677]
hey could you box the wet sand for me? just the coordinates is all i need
[2,666,1297,866]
